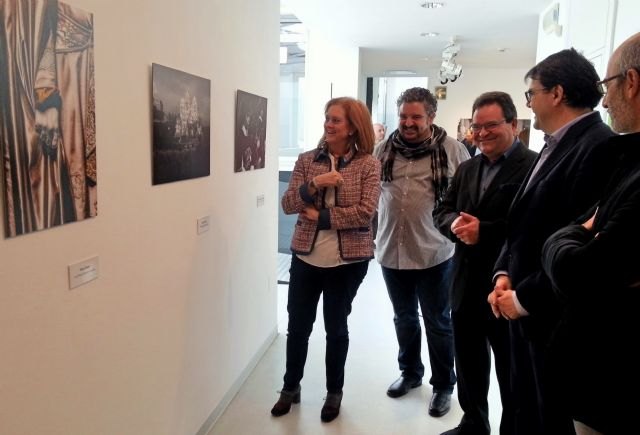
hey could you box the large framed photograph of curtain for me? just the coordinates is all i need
[0,0,96,238]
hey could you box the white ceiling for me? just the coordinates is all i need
[283,0,552,75]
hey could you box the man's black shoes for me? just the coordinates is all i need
[440,424,488,435]
[386,375,422,398]
[428,391,452,417]
[440,427,463,435]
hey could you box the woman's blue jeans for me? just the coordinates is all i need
[283,255,368,394]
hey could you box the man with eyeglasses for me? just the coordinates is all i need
[541,32,640,435]
[375,87,469,418]
[487,49,618,435]
[434,92,537,435]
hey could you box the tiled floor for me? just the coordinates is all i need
[208,259,502,435]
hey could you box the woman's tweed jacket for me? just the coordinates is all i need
[282,146,381,261]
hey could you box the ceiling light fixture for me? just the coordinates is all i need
[421,2,445,9]
[420,32,439,37]
[385,69,417,76]
[439,40,462,84]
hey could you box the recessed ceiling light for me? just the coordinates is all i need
[420,32,439,37]
[385,70,417,76]
[421,2,445,8]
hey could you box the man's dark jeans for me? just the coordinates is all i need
[381,258,456,393]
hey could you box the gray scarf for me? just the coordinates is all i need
[379,124,450,206]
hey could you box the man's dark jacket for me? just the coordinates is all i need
[494,111,617,342]
[434,141,537,310]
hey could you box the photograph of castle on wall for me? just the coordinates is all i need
[0,0,96,238]
[152,63,211,185]
[234,90,267,172]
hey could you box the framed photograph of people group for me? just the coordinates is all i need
[234,90,268,172]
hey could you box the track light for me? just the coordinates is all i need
[439,40,462,84]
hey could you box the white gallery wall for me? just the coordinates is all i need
[529,0,638,149]
[357,66,533,149]
[303,32,360,149]
[420,67,532,148]
[612,0,638,47]
[357,0,639,154]
[0,1,280,435]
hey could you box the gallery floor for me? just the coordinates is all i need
[207,258,502,435]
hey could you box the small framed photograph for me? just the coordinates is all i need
[435,85,447,100]
[234,90,268,172]
[151,63,211,185]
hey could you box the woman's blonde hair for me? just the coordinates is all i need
[317,97,375,154]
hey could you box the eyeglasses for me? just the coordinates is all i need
[524,88,548,104]
[597,72,626,94]
[470,119,506,133]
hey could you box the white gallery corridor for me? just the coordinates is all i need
[207,258,502,435]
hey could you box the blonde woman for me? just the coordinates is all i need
[272,97,381,422]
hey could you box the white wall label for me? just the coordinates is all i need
[68,256,99,289]
[197,216,210,234]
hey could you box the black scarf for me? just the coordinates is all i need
[379,124,450,206]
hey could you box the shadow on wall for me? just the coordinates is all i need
[278,171,295,254]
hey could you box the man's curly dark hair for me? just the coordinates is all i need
[396,87,438,115]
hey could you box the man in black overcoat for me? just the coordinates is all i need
[488,49,618,434]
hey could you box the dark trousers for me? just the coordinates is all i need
[510,321,575,435]
[283,255,368,394]
[453,296,514,435]
[381,259,456,393]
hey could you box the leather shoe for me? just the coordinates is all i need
[320,391,343,422]
[387,375,422,398]
[429,391,451,417]
[270,385,301,417]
